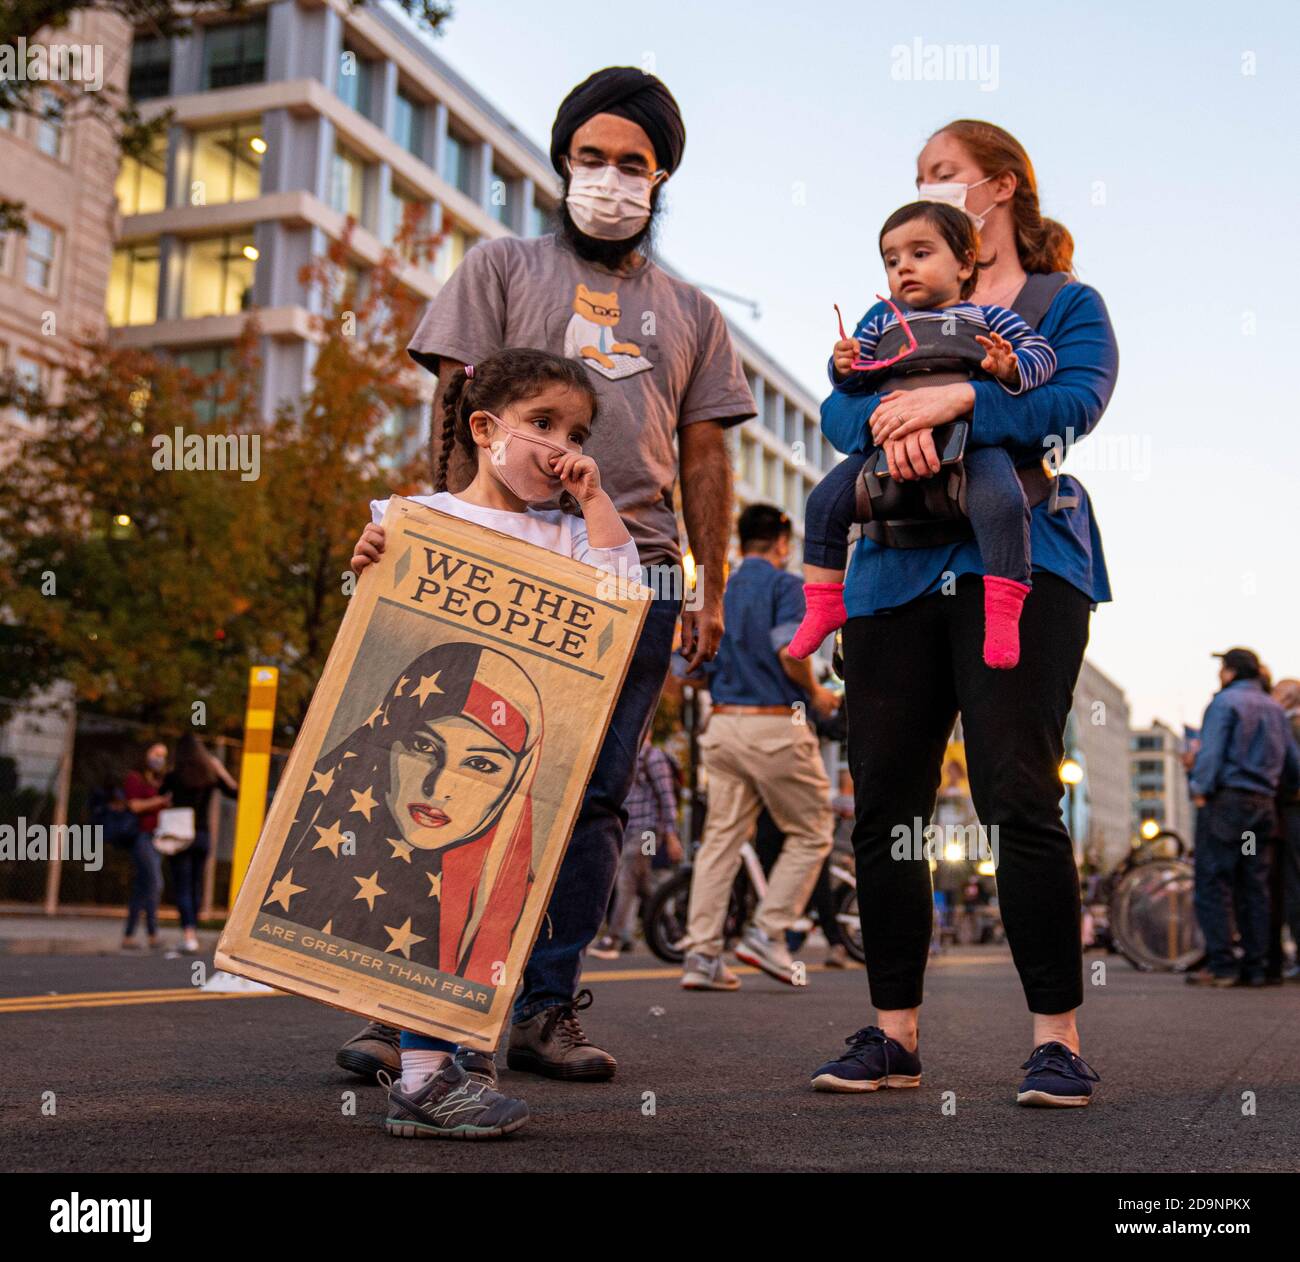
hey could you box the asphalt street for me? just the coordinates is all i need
[3,945,1299,1173]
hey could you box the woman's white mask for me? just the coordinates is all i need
[918,174,999,231]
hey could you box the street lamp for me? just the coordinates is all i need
[1059,757,1083,857]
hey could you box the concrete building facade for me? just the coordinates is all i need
[1,11,131,426]
[1131,720,1193,843]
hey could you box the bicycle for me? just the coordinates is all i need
[1105,829,1205,973]
[641,840,864,966]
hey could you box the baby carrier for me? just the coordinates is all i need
[852,272,1073,549]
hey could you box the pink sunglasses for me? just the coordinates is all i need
[835,295,919,372]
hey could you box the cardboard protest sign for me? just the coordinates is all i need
[216,497,649,1050]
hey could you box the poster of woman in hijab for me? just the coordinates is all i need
[264,640,544,990]
[217,497,647,1048]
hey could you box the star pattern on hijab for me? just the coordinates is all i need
[412,672,444,706]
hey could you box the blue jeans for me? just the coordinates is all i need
[125,833,161,937]
[403,594,680,1050]
[168,835,209,930]
[1193,789,1277,978]
[515,593,680,1020]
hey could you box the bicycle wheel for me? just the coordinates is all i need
[1109,858,1204,972]
[836,884,865,963]
[642,869,692,964]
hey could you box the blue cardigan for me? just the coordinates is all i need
[820,281,1120,617]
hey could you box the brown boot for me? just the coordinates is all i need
[336,1021,401,1079]
[506,989,616,1082]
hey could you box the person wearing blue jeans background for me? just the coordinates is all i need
[1186,648,1300,987]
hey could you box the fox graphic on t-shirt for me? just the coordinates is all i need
[564,283,653,381]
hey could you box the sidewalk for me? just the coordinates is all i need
[0,912,223,956]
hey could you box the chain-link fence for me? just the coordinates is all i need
[0,694,289,920]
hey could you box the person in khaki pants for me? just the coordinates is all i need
[682,505,840,990]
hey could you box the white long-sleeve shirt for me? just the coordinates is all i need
[370,492,642,585]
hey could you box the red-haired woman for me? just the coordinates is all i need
[812,121,1118,1108]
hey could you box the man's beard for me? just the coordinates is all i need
[556,184,662,270]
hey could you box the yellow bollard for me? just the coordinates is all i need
[229,666,279,904]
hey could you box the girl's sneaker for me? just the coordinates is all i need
[383,1063,528,1139]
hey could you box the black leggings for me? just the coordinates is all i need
[842,572,1091,1014]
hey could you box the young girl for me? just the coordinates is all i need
[349,347,640,1140]
[788,201,1058,669]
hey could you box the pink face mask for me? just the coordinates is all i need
[482,412,571,503]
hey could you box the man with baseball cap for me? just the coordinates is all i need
[335,67,756,1090]
[1186,647,1300,986]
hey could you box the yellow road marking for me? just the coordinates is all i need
[0,962,839,1013]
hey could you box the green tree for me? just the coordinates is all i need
[0,217,437,736]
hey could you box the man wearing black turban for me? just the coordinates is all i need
[391,64,756,1091]
[550,66,687,177]
[546,65,685,270]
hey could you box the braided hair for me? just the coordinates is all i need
[435,348,599,493]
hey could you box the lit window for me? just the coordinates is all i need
[190,120,264,205]
[24,221,60,292]
[434,224,473,283]
[182,234,257,318]
[203,19,267,90]
[330,147,366,222]
[108,242,161,326]
[116,133,168,215]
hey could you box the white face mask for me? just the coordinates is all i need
[918,174,998,230]
[566,164,656,240]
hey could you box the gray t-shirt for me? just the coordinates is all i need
[407,233,757,568]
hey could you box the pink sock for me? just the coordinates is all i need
[788,583,847,659]
[982,576,1030,669]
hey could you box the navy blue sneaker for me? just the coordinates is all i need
[1016,1041,1100,1107]
[810,1025,922,1093]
